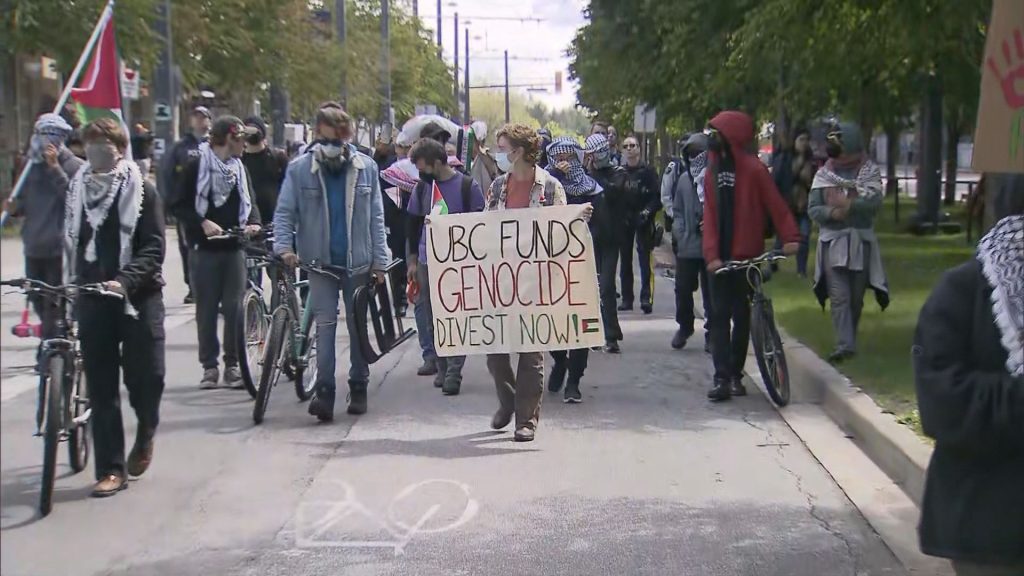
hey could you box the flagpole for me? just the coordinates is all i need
[1,0,115,228]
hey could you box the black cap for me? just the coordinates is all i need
[191,106,212,119]
[210,115,259,141]
[243,116,267,138]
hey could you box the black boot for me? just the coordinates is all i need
[730,377,748,397]
[308,385,336,422]
[347,380,368,415]
[671,329,690,350]
[548,361,567,393]
[707,379,731,402]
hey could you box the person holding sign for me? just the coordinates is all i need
[483,123,592,442]
[273,103,390,421]
[405,138,486,396]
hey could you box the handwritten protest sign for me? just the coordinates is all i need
[426,206,604,356]
[972,0,1024,173]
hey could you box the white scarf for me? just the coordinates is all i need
[977,214,1024,377]
[196,142,251,226]
[64,159,145,317]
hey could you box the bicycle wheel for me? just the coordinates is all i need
[67,363,90,473]
[237,290,268,399]
[294,320,318,401]
[40,355,64,516]
[254,308,290,425]
[751,298,791,407]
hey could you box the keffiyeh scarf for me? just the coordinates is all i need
[977,214,1024,376]
[546,137,597,197]
[688,151,708,204]
[811,158,883,201]
[29,113,73,163]
[381,158,419,193]
[196,142,251,225]
[64,159,145,317]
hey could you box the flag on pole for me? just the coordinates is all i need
[429,181,448,216]
[70,8,131,158]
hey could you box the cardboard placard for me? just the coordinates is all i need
[426,206,604,356]
[972,0,1024,174]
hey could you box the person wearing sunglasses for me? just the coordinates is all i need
[169,115,263,391]
[702,111,799,402]
[619,135,662,314]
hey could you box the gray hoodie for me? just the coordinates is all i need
[20,148,84,259]
[664,134,708,259]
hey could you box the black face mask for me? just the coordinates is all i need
[825,141,843,159]
[419,172,435,186]
[246,133,262,145]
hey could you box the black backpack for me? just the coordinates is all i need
[413,173,474,214]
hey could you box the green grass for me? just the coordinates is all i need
[767,198,973,433]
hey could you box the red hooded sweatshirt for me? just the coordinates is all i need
[702,111,799,264]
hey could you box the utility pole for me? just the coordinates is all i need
[436,0,442,59]
[453,12,459,114]
[381,0,392,133]
[336,0,347,106]
[153,0,175,160]
[464,27,470,124]
[503,50,510,124]
[412,0,418,17]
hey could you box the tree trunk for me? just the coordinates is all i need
[885,121,900,197]
[918,75,943,227]
[943,111,960,206]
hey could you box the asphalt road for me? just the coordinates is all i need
[0,231,905,576]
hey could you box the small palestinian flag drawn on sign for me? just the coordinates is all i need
[581,318,600,334]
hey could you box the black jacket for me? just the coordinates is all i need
[621,163,661,218]
[241,147,289,225]
[158,133,203,201]
[914,259,1024,564]
[168,157,261,251]
[590,165,628,248]
[75,181,165,304]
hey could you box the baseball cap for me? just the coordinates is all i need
[191,106,212,119]
[210,115,259,141]
[243,116,267,138]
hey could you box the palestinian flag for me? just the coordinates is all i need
[429,180,448,216]
[70,7,131,158]
[581,318,600,334]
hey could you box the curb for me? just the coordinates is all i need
[762,331,932,506]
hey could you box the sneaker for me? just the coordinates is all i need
[563,380,582,404]
[513,427,535,442]
[617,302,633,312]
[641,303,653,315]
[547,361,567,393]
[417,359,438,376]
[308,388,336,422]
[441,375,461,396]
[199,367,219,390]
[183,291,194,305]
[671,329,690,350]
[730,378,748,397]
[603,341,621,354]
[707,380,731,402]
[223,366,244,389]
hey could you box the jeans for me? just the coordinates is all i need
[708,269,752,383]
[78,293,165,480]
[191,249,246,369]
[417,263,466,382]
[619,224,654,307]
[309,271,369,392]
[675,256,711,337]
[413,284,436,363]
[598,241,623,342]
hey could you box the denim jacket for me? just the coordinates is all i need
[273,146,391,274]
[485,165,566,211]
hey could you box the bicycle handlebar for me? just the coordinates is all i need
[713,251,787,275]
[0,278,124,300]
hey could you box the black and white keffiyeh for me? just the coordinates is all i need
[64,159,145,316]
[546,137,598,197]
[811,158,883,200]
[196,142,251,225]
[977,214,1024,377]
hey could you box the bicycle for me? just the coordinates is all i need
[1,278,122,516]
[713,251,791,407]
[252,254,340,424]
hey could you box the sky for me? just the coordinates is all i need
[409,0,587,110]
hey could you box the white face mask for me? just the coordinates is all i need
[321,144,344,158]
[495,152,512,173]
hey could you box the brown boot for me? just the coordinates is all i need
[91,474,128,498]
[127,433,155,477]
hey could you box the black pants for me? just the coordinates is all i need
[190,249,245,369]
[78,293,166,480]
[619,224,654,307]
[708,270,752,383]
[550,349,589,380]
[24,256,62,341]
[675,256,711,337]
[177,222,191,291]
[598,241,622,342]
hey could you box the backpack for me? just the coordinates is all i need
[413,173,474,214]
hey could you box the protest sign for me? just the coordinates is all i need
[972,0,1024,173]
[426,205,604,356]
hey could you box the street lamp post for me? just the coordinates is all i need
[464,26,470,125]
[504,50,510,124]
[453,12,459,115]
[381,0,392,132]
[336,0,347,106]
